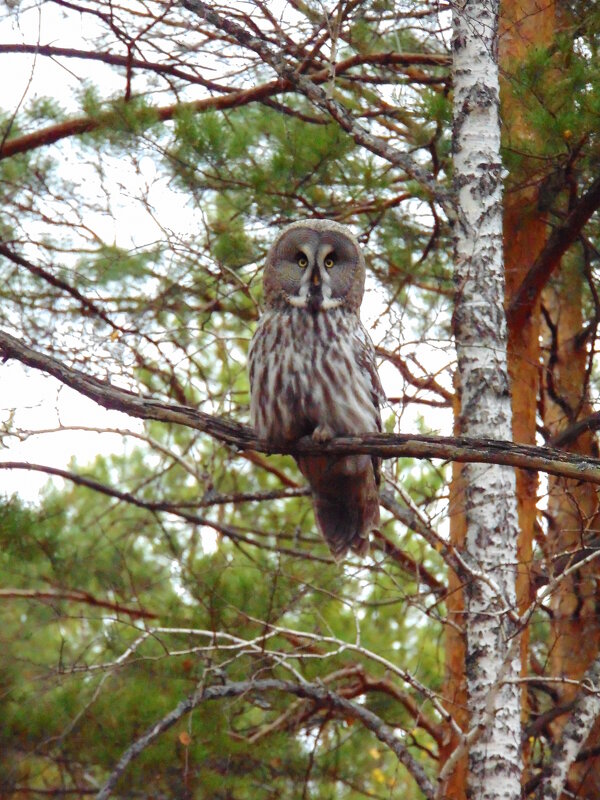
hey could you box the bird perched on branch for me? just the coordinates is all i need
[249,220,384,559]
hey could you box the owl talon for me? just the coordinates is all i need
[312,424,335,443]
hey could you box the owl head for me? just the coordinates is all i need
[262,220,366,313]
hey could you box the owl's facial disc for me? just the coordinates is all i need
[273,228,357,312]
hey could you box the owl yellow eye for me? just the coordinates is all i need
[324,255,335,269]
[297,253,309,268]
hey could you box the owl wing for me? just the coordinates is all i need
[351,322,384,484]
[352,322,384,425]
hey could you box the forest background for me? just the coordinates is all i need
[1,1,600,799]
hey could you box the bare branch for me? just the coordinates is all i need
[0,43,234,90]
[0,587,156,619]
[528,654,600,798]
[0,243,125,332]
[377,346,453,404]
[95,678,436,800]
[3,329,600,484]
[550,410,600,449]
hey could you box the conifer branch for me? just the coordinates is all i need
[0,587,156,619]
[0,461,446,586]
[0,81,287,159]
[181,0,449,207]
[0,43,447,160]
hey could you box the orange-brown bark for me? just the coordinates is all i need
[507,175,600,330]
[500,0,556,782]
[439,385,468,800]
[542,258,600,797]
[504,200,544,779]
[503,200,545,616]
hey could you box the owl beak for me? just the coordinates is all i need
[307,266,323,313]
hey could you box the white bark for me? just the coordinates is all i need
[452,2,522,798]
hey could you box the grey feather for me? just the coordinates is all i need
[249,221,384,559]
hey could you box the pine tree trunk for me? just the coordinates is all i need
[499,0,556,782]
[452,2,522,796]
[439,386,468,800]
[541,257,600,797]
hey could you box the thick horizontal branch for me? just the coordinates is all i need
[3,329,600,483]
[95,678,435,800]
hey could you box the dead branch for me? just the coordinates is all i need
[3,329,600,486]
[94,678,436,800]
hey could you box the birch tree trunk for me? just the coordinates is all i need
[452,2,522,797]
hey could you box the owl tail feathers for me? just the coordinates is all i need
[308,463,380,561]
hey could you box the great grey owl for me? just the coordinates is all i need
[248,220,384,559]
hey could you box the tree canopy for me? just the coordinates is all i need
[2,2,600,799]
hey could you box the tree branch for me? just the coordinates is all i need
[3,328,600,484]
[550,411,600,449]
[94,678,435,800]
[0,80,287,159]
[0,243,124,332]
[507,174,600,330]
[0,43,234,90]
[0,587,156,619]
[0,44,447,161]
[377,346,453,404]
[1,461,451,586]
[180,0,448,206]
[0,42,449,77]
[528,653,600,798]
